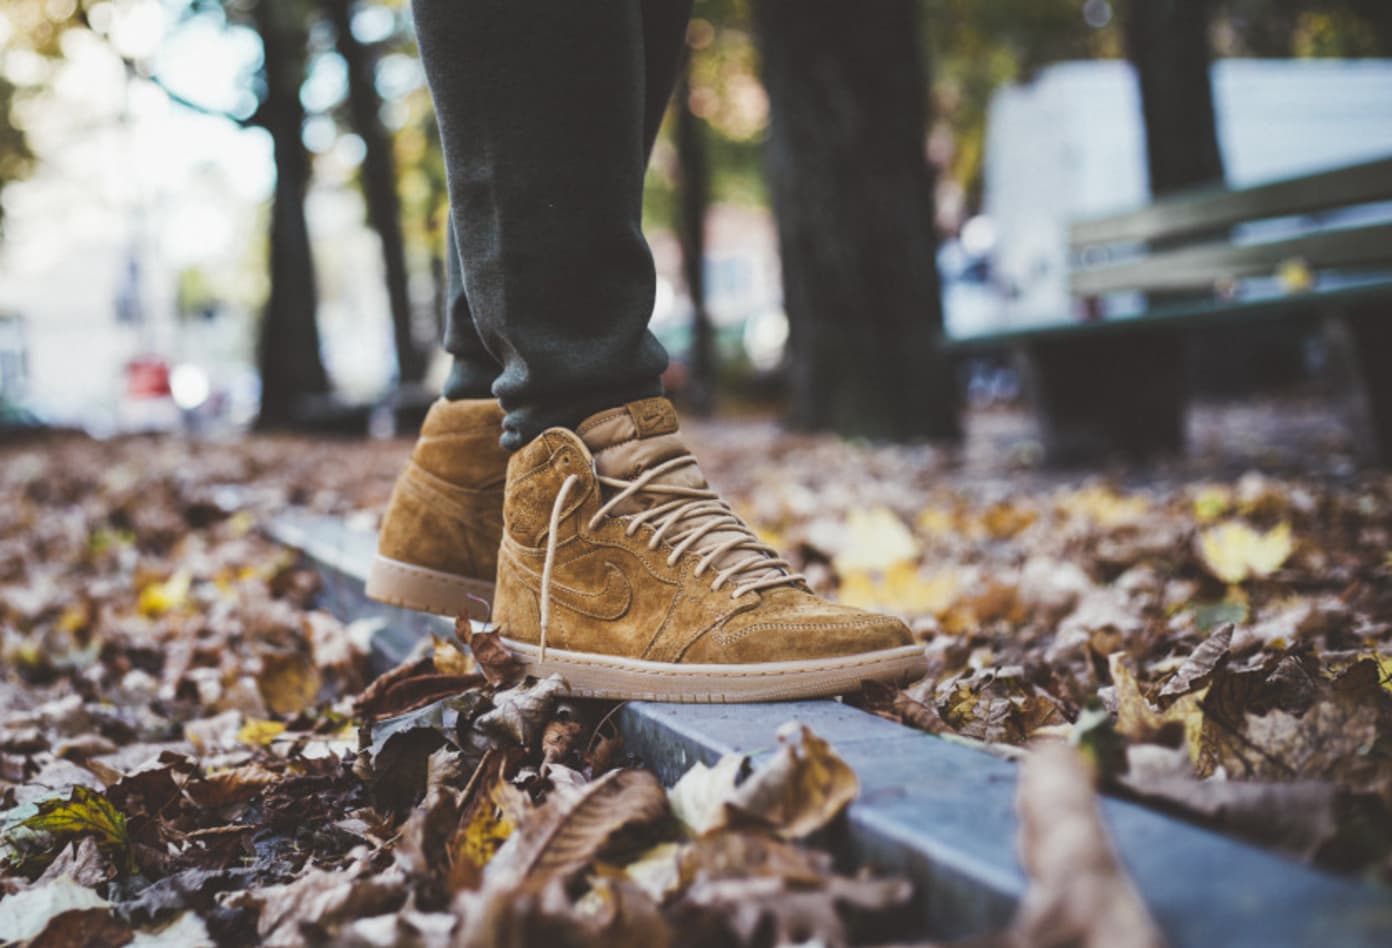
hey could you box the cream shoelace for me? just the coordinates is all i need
[538,454,804,660]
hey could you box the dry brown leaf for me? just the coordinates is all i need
[483,767,668,891]
[476,676,568,749]
[1013,742,1166,948]
[669,725,858,841]
[1158,625,1232,699]
[1110,654,1208,770]
[256,647,322,716]
[459,617,526,687]
[668,754,746,837]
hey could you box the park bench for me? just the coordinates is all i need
[948,154,1392,464]
[270,508,1392,946]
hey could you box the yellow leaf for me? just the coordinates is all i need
[915,505,957,537]
[237,719,288,746]
[1058,486,1149,527]
[56,603,88,635]
[753,523,787,552]
[1196,521,1293,584]
[838,564,958,615]
[832,506,920,574]
[1191,485,1232,523]
[432,635,477,676]
[1371,654,1392,696]
[137,570,192,617]
[981,501,1037,539]
[227,510,257,537]
[621,842,684,902]
[455,797,513,871]
[1110,654,1209,773]
[9,787,132,871]
[1276,257,1314,293]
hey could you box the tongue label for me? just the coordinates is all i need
[627,398,679,439]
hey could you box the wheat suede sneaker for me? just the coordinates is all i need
[367,398,508,621]
[490,397,927,702]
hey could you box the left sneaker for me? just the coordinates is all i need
[367,398,508,620]
[489,397,927,702]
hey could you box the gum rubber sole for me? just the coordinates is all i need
[365,555,495,622]
[498,637,929,703]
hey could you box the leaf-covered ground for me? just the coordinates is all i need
[0,400,1387,943]
[686,402,1392,880]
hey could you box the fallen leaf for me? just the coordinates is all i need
[476,676,568,749]
[1012,742,1166,948]
[483,768,668,891]
[831,506,920,574]
[460,618,526,687]
[1110,654,1208,772]
[0,876,110,944]
[1197,521,1294,584]
[137,570,191,617]
[669,724,860,841]
[668,754,746,837]
[237,719,287,746]
[2,786,131,873]
[1159,625,1232,699]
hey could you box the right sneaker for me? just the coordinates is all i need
[491,397,927,702]
[367,398,508,621]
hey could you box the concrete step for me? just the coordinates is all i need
[267,509,1392,946]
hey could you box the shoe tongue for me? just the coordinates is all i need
[576,398,707,513]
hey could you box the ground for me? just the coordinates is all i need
[0,397,1387,945]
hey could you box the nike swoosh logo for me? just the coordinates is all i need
[516,559,634,621]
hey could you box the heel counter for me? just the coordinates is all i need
[378,463,499,582]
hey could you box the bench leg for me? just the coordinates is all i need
[1020,331,1187,465]
[1333,304,1392,466]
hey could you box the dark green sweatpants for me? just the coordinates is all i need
[412,0,693,450]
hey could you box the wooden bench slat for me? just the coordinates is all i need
[1069,156,1392,247]
[1069,221,1392,297]
[944,277,1392,353]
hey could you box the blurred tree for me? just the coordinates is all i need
[1125,0,1224,193]
[921,0,1121,222]
[244,0,330,428]
[1215,0,1392,56]
[674,60,715,415]
[0,77,35,237]
[0,1,74,237]
[753,0,959,441]
[320,0,426,385]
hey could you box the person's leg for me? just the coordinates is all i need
[439,222,499,400]
[415,0,688,449]
[435,0,692,412]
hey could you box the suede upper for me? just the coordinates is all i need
[493,398,914,664]
[377,398,508,582]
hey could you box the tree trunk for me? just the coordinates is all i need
[1033,0,1223,457]
[752,0,959,442]
[674,65,715,416]
[254,0,328,429]
[1125,0,1224,194]
[322,0,425,385]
